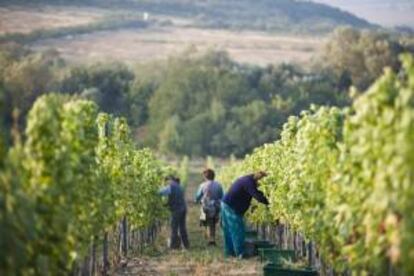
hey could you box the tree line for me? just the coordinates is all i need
[1,28,413,157]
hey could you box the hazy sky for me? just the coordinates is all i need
[312,0,414,27]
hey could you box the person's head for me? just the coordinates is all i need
[165,175,180,185]
[203,168,215,181]
[253,171,268,181]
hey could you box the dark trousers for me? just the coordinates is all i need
[170,209,190,249]
[206,217,218,243]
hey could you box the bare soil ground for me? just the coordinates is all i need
[0,5,108,35]
[31,26,325,66]
[114,170,261,276]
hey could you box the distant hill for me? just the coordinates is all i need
[5,0,375,33]
[112,0,375,33]
[312,0,414,28]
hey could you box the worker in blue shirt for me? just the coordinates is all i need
[159,175,190,249]
[221,171,269,258]
[195,169,224,245]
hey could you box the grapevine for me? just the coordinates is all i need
[219,55,414,274]
[0,94,167,275]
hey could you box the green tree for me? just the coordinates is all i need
[60,62,134,115]
[322,27,408,90]
[158,115,181,155]
[2,49,63,130]
[178,155,189,188]
[141,50,344,156]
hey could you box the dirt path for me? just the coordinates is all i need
[115,172,261,276]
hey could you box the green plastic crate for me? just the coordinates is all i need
[244,240,275,257]
[245,229,258,239]
[263,263,318,276]
[259,248,296,264]
[253,240,271,248]
[253,240,275,255]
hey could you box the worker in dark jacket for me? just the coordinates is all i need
[159,176,190,249]
[221,171,269,258]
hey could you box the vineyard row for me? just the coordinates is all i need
[218,55,414,275]
[0,94,168,275]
